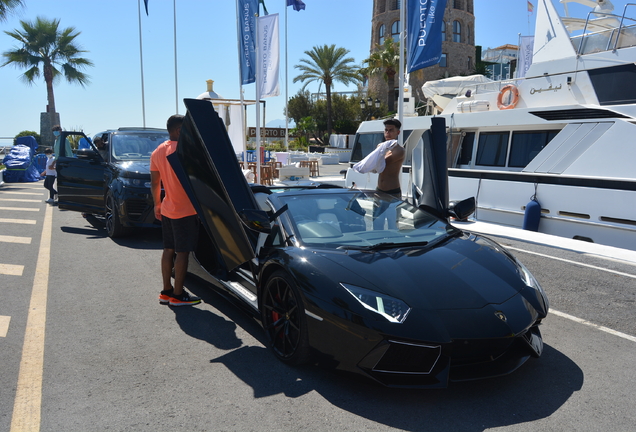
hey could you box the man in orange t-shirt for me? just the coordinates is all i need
[150,114,201,306]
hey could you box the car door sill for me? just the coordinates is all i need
[220,280,258,311]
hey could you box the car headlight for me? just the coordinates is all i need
[341,283,411,323]
[516,260,549,308]
[121,177,151,188]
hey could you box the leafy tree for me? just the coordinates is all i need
[294,44,361,142]
[14,130,40,145]
[286,90,314,125]
[0,0,24,22]
[331,94,361,134]
[2,16,93,128]
[361,37,400,112]
[313,94,362,136]
[290,116,316,148]
[473,60,491,78]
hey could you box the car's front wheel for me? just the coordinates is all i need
[105,193,128,238]
[261,271,310,365]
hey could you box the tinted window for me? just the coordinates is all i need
[453,21,461,43]
[277,192,453,249]
[351,131,413,163]
[588,63,636,105]
[110,132,169,161]
[508,130,559,167]
[351,133,384,163]
[457,132,475,165]
[391,20,400,38]
[475,132,509,166]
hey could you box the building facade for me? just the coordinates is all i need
[369,0,476,113]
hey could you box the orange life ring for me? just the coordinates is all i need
[497,84,520,110]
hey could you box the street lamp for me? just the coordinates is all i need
[361,97,382,120]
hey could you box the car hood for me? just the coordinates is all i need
[314,234,526,310]
[115,160,151,176]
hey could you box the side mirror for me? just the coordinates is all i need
[76,148,101,160]
[238,209,272,233]
[448,197,475,222]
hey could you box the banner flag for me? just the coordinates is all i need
[143,0,149,15]
[259,0,269,15]
[287,0,306,11]
[258,13,280,98]
[407,0,448,72]
[517,36,534,78]
[238,0,258,85]
[527,1,534,13]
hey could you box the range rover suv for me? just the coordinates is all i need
[56,128,169,237]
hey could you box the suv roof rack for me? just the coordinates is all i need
[115,127,165,132]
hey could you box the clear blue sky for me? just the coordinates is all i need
[0,0,628,141]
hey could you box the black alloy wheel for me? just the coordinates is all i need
[261,271,310,365]
[105,193,127,238]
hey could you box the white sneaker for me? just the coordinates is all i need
[45,198,54,203]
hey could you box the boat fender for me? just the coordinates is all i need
[497,84,520,110]
[523,197,541,232]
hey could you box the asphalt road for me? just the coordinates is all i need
[1,181,635,432]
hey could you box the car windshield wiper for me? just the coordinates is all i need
[425,229,463,249]
[338,241,429,251]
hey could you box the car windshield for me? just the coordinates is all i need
[110,132,168,161]
[276,191,456,250]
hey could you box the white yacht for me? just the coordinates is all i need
[346,0,636,251]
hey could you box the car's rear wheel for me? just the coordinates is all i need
[105,193,128,238]
[261,271,310,365]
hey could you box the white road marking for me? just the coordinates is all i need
[0,198,41,203]
[506,246,636,280]
[0,316,10,337]
[0,218,36,225]
[1,191,44,196]
[0,264,24,276]
[0,207,40,212]
[551,309,636,343]
[0,235,31,244]
[10,202,53,432]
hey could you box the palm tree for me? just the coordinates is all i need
[0,0,24,22]
[294,44,360,142]
[361,37,400,112]
[2,16,93,130]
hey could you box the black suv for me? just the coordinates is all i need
[56,128,169,237]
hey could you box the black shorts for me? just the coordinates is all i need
[376,187,402,199]
[162,214,199,253]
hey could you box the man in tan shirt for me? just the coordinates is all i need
[377,118,405,199]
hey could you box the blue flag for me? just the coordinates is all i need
[287,0,306,11]
[407,0,447,72]
[143,0,149,15]
[238,0,258,85]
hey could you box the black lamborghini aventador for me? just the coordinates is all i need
[169,99,549,388]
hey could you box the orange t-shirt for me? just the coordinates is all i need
[150,140,196,219]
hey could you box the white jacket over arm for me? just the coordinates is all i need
[352,140,397,174]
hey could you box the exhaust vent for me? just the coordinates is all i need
[530,108,629,121]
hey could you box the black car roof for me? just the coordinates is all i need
[113,128,167,133]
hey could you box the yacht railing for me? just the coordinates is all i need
[572,4,636,55]
[452,78,525,98]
